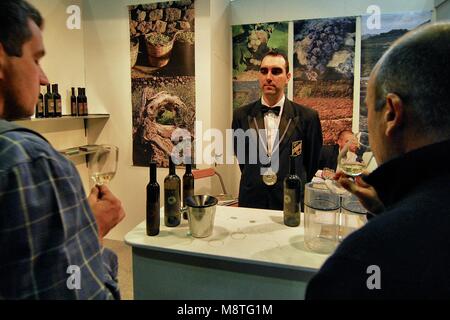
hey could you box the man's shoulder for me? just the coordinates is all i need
[0,129,61,171]
[233,100,259,119]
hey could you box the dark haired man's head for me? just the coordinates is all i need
[0,0,48,120]
[0,0,43,57]
[262,51,289,73]
[367,22,450,165]
[258,51,291,106]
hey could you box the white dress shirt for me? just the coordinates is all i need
[261,95,285,156]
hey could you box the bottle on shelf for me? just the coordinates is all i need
[283,155,301,227]
[70,87,77,116]
[182,157,194,220]
[147,161,160,236]
[83,88,88,116]
[77,87,84,116]
[44,84,54,118]
[164,155,181,227]
[35,89,44,118]
[52,84,62,117]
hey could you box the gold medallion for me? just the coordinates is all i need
[262,168,277,186]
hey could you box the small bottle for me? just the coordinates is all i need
[52,84,62,117]
[164,155,181,227]
[147,161,160,236]
[44,84,54,117]
[283,155,301,227]
[182,159,194,220]
[70,87,77,116]
[35,90,44,118]
[77,87,83,116]
[82,88,88,116]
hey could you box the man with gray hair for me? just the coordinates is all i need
[306,22,450,299]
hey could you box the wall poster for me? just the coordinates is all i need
[293,17,356,145]
[129,0,196,167]
[232,22,289,110]
[359,11,432,133]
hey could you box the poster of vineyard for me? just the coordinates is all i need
[129,0,196,168]
[359,11,432,133]
[232,22,288,110]
[293,17,356,145]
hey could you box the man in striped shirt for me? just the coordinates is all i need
[0,0,126,299]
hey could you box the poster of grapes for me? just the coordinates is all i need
[293,17,356,145]
[128,0,196,168]
[359,11,432,133]
[232,22,289,109]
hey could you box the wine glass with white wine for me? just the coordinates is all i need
[337,132,373,177]
[89,144,119,186]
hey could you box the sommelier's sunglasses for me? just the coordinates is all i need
[260,67,284,75]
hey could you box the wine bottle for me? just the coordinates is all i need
[70,87,77,116]
[77,87,83,116]
[147,162,160,236]
[283,155,301,227]
[83,88,88,116]
[182,160,194,220]
[52,84,62,117]
[164,155,181,227]
[35,90,44,118]
[44,84,54,117]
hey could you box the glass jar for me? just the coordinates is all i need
[339,193,368,242]
[304,182,340,254]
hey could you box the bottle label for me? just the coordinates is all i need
[284,188,300,226]
[38,101,44,113]
[165,189,180,226]
[48,100,55,113]
[56,100,62,113]
[83,102,88,115]
[71,102,77,115]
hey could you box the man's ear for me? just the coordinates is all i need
[384,93,404,137]
[286,71,292,83]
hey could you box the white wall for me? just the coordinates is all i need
[437,0,450,19]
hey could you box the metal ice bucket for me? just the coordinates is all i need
[185,195,218,238]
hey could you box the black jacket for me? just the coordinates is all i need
[306,139,450,299]
[232,99,323,210]
[318,144,339,171]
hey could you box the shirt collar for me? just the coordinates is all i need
[261,95,285,117]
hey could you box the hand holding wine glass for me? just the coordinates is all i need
[89,144,119,186]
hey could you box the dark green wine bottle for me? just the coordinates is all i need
[283,155,301,227]
[36,90,44,118]
[44,84,54,117]
[164,156,181,227]
[147,162,160,236]
[70,87,77,116]
[182,161,194,220]
[52,84,62,117]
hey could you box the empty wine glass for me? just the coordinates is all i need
[89,144,119,186]
[338,132,373,177]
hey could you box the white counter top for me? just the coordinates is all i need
[125,206,330,273]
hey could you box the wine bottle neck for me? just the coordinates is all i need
[290,156,296,175]
[150,163,157,183]
[169,157,176,175]
[185,164,192,174]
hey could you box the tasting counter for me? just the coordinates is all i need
[124,206,330,300]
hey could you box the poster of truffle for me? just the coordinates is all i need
[359,11,432,133]
[232,22,288,110]
[129,0,196,167]
[293,17,356,145]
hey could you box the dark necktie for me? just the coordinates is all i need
[261,105,281,116]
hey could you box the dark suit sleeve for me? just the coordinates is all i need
[232,109,244,173]
[304,111,323,182]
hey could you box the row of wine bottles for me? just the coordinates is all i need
[146,156,194,236]
[35,85,89,118]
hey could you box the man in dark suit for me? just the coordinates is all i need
[318,130,355,171]
[232,51,323,210]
